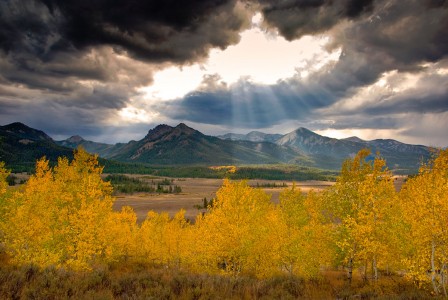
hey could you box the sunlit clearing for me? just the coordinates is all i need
[118,106,159,123]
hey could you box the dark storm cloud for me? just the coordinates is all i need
[259,0,375,40]
[0,0,250,64]
[0,0,253,138]
[51,0,249,63]
[260,0,448,90]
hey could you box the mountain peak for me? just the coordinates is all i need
[295,127,316,135]
[144,123,200,142]
[174,123,197,135]
[66,135,85,143]
[144,124,174,141]
[343,136,365,143]
[3,122,32,131]
[1,122,53,141]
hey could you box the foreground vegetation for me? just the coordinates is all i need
[0,262,435,299]
[0,148,447,297]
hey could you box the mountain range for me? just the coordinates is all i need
[57,123,301,165]
[0,122,434,173]
[219,127,432,170]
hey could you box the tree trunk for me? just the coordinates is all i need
[348,257,353,285]
[431,239,439,295]
[442,263,447,298]
[373,255,378,282]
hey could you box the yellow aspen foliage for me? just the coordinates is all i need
[1,158,61,266]
[324,149,397,281]
[195,180,279,277]
[304,190,334,273]
[277,184,312,276]
[138,211,170,265]
[399,149,448,295]
[106,206,138,262]
[164,210,190,268]
[0,162,11,222]
[0,148,119,269]
[244,206,283,278]
[0,162,8,196]
[276,185,332,278]
[52,148,114,269]
[138,209,189,267]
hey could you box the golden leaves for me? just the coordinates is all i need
[0,148,447,288]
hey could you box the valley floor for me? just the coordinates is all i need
[8,174,406,223]
[111,177,334,222]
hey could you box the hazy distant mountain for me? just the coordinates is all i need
[217,133,246,141]
[0,122,73,169]
[367,139,429,155]
[275,127,365,169]
[218,131,282,143]
[342,136,365,143]
[56,135,125,158]
[276,127,365,155]
[276,127,432,171]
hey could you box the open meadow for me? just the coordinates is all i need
[111,177,334,223]
[9,173,406,223]
[111,176,406,223]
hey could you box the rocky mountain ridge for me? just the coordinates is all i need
[0,122,434,173]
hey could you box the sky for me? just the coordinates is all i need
[0,0,447,147]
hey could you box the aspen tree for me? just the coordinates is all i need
[1,148,116,269]
[324,149,397,282]
[0,162,10,223]
[277,184,313,276]
[106,206,138,262]
[399,149,448,296]
[196,180,277,277]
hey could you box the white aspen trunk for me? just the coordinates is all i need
[348,257,353,285]
[442,263,447,298]
[431,239,439,295]
[373,255,378,282]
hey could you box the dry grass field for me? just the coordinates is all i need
[9,173,406,223]
[112,177,334,223]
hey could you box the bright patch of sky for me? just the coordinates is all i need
[118,105,160,123]
[138,13,338,102]
[315,128,398,141]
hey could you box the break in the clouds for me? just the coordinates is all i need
[0,0,447,147]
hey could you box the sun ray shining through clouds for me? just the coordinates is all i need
[0,0,447,146]
[135,12,339,102]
